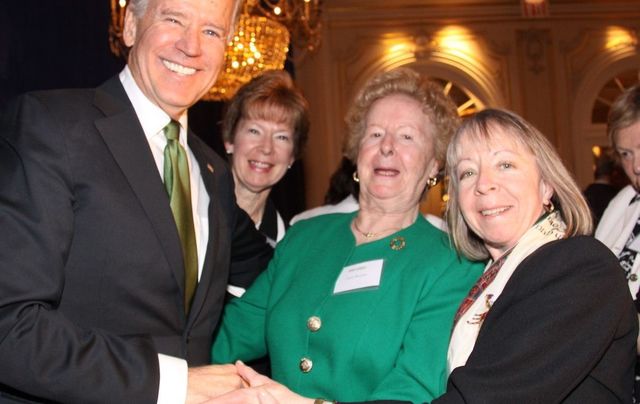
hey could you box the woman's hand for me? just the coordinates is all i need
[186,364,247,404]
[203,361,315,404]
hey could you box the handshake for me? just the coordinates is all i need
[187,361,314,404]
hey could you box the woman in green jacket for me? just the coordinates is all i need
[211,67,483,403]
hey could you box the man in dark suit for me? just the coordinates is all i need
[0,0,272,402]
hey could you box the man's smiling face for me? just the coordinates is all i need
[123,0,233,119]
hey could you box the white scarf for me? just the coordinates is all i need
[447,211,566,373]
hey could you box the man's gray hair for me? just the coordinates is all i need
[127,0,149,18]
[126,0,243,40]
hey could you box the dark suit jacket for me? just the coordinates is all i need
[0,76,272,403]
[344,236,637,404]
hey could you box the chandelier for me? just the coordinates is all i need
[109,0,322,100]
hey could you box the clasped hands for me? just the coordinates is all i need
[187,361,313,404]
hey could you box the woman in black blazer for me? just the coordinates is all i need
[209,109,637,404]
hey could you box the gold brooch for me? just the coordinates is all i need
[390,236,406,251]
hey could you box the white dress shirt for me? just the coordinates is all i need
[596,184,640,298]
[119,66,210,404]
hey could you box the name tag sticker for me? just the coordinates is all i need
[333,259,384,294]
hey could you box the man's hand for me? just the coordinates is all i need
[186,364,245,404]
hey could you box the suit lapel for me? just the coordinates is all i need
[92,77,187,303]
[186,133,223,322]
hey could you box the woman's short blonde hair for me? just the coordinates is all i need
[445,108,593,261]
[608,84,640,149]
[344,67,460,169]
[222,70,310,159]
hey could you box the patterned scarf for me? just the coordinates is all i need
[447,211,566,373]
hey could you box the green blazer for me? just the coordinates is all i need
[212,212,483,403]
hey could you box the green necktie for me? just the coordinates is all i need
[163,120,198,314]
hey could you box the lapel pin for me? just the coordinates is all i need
[390,236,406,251]
[207,163,214,173]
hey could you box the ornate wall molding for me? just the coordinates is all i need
[296,0,640,206]
[517,29,551,75]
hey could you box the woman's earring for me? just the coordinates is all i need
[427,177,438,188]
[226,149,232,155]
[352,171,360,183]
[543,200,555,213]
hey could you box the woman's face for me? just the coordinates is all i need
[226,117,295,194]
[357,94,439,209]
[615,119,640,192]
[454,127,553,260]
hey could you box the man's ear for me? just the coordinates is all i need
[122,8,138,47]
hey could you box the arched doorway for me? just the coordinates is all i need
[572,57,639,188]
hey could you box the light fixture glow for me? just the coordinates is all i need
[605,26,637,50]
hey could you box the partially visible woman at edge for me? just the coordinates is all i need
[210,108,637,404]
[595,84,640,402]
[210,67,484,403]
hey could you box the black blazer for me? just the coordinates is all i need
[345,236,637,404]
[0,76,272,403]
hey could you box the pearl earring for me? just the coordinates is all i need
[352,171,359,183]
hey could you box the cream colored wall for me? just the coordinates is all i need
[293,0,640,213]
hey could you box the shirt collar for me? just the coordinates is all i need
[119,66,188,141]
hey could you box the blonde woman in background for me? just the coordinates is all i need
[223,70,309,248]
[222,70,309,298]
